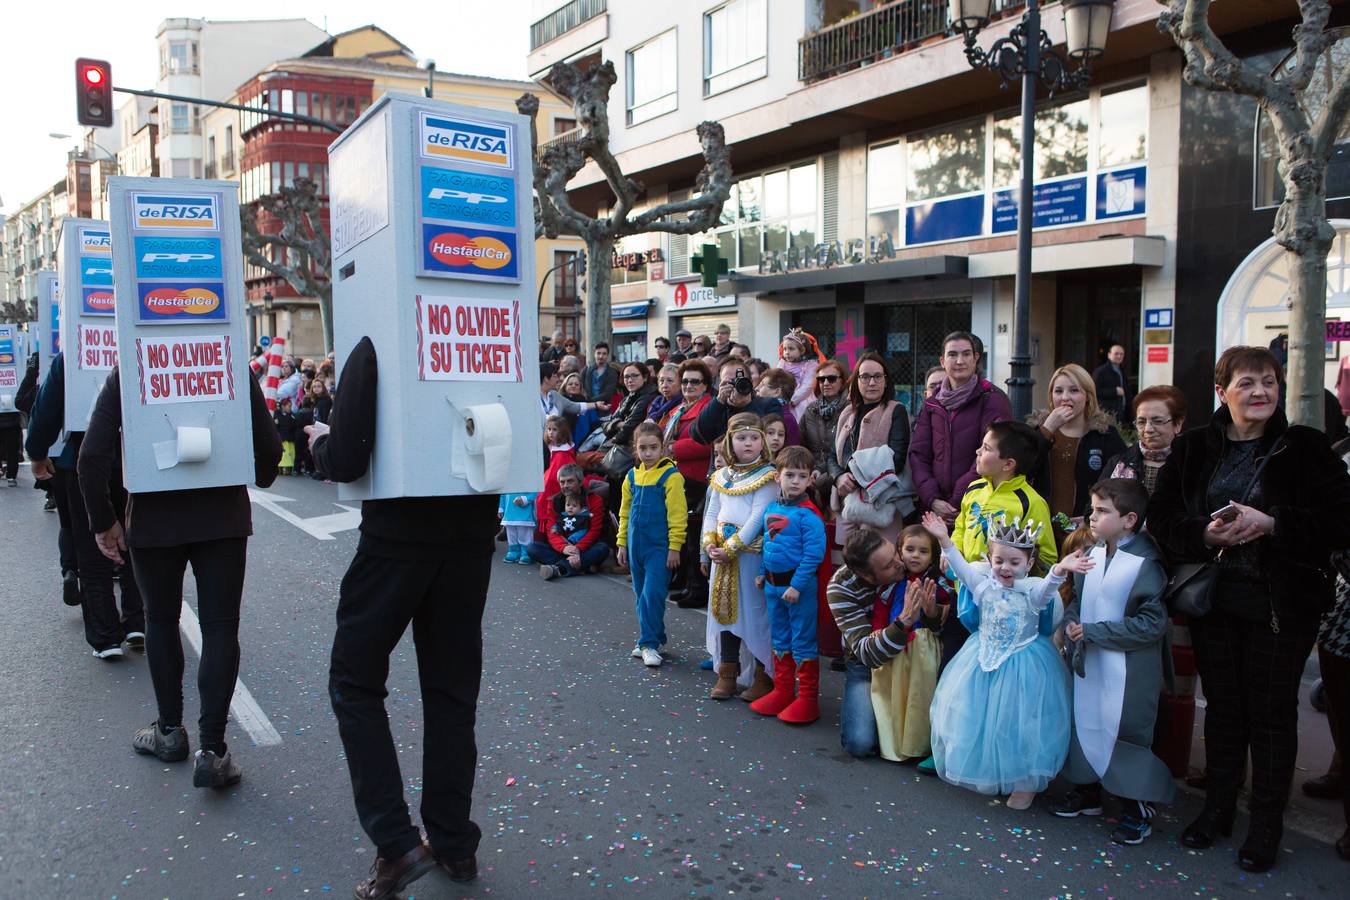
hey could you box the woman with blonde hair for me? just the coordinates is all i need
[1028,363,1125,538]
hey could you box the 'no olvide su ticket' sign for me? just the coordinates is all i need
[134,335,235,405]
[415,295,521,383]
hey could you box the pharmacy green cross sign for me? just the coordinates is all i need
[691,243,729,288]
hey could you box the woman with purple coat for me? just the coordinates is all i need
[908,331,1012,525]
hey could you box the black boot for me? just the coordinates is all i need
[1238,815,1283,872]
[1180,803,1235,849]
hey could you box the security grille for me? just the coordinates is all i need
[874,301,971,416]
[792,308,836,359]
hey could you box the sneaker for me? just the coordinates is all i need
[62,570,80,607]
[193,749,243,788]
[125,632,146,652]
[631,645,644,659]
[6,478,16,487]
[641,648,663,667]
[916,755,938,776]
[540,564,559,581]
[503,545,520,563]
[1111,816,1153,845]
[44,495,57,511]
[1053,786,1104,818]
[699,658,715,671]
[132,721,189,762]
[93,645,124,660]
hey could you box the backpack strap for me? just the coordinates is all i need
[1013,488,1030,520]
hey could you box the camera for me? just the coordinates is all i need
[733,368,753,396]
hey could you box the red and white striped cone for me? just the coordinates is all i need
[263,337,285,411]
[1153,614,1198,777]
[249,348,268,377]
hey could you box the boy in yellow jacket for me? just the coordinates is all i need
[617,422,688,667]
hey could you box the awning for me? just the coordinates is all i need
[724,255,967,296]
[968,236,1166,278]
[612,299,654,320]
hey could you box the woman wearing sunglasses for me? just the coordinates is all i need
[801,359,850,502]
[665,359,714,608]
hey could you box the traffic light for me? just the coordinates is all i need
[574,249,587,278]
[75,58,113,127]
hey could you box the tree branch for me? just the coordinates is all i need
[1159,0,1275,99]
[1314,64,1350,159]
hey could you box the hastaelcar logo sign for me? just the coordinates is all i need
[422,225,518,280]
[80,228,112,254]
[80,255,113,287]
[137,282,227,322]
[134,236,223,278]
[419,113,513,169]
[82,287,116,316]
[133,193,219,230]
[420,166,516,228]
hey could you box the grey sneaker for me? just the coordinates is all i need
[133,721,189,762]
[125,632,146,652]
[539,564,559,581]
[193,749,242,789]
[93,645,124,660]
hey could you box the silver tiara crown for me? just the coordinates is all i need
[988,516,1043,551]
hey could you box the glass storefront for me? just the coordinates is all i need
[865,300,972,415]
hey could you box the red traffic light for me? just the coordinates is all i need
[75,57,113,127]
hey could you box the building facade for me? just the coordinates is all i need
[528,0,1346,414]
[1,180,68,317]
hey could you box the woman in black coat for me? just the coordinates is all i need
[1148,346,1350,872]
[604,362,657,451]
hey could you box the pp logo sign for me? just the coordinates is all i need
[137,282,227,322]
[420,166,516,227]
[422,225,518,280]
[133,193,219,230]
[419,113,513,169]
[134,236,223,278]
[80,256,114,288]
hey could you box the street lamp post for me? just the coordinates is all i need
[951,0,1113,418]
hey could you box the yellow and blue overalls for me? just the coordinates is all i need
[618,459,688,649]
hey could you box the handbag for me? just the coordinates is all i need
[600,443,635,480]
[1162,436,1285,617]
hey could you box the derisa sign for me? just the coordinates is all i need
[133,193,219,230]
[137,282,227,322]
[420,113,513,169]
[80,227,112,254]
[423,225,518,279]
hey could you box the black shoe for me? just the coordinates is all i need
[62,571,80,607]
[1302,772,1343,800]
[1238,816,1282,872]
[830,657,847,672]
[125,631,146,652]
[431,848,478,883]
[193,749,242,789]
[675,593,708,609]
[1053,786,1104,818]
[132,721,189,762]
[43,495,57,511]
[1180,804,1235,849]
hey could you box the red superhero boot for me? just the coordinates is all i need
[749,652,796,716]
[777,658,820,724]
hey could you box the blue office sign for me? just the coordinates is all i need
[992,177,1089,233]
[905,194,985,246]
[1097,166,1147,220]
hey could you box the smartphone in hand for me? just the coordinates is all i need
[1211,502,1240,524]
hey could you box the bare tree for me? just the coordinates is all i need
[1161,0,1350,428]
[0,299,34,323]
[239,177,333,351]
[517,61,734,352]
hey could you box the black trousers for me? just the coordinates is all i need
[48,470,76,576]
[330,550,490,861]
[129,537,247,753]
[60,468,143,648]
[1191,607,1318,819]
[1318,644,1350,833]
[0,424,20,479]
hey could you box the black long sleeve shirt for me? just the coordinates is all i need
[77,369,282,547]
[312,336,498,560]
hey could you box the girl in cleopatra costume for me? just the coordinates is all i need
[922,511,1091,809]
[778,328,826,422]
[702,413,779,701]
[870,525,953,762]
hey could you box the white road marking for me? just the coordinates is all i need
[179,601,283,747]
[248,488,360,541]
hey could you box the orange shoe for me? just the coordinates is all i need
[749,653,796,716]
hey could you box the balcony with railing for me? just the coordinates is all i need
[542,126,585,151]
[221,151,236,175]
[530,0,607,51]
[799,0,1022,84]
[204,160,217,180]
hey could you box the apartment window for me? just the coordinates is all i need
[992,97,1091,188]
[704,0,767,96]
[169,103,193,133]
[554,250,579,307]
[1098,84,1148,169]
[907,120,986,202]
[703,161,818,270]
[627,29,678,125]
[553,117,577,136]
[163,40,198,76]
[207,135,216,164]
[171,159,191,178]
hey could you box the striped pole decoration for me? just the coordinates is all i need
[263,337,285,411]
[249,348,268,376]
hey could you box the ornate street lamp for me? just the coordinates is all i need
[951,0,1113,417]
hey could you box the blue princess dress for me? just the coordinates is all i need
[929,544,1072,795]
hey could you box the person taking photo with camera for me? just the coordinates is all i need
[692,359,785,445]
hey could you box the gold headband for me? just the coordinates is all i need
[728,424,765,436]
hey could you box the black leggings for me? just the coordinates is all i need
[0,424,20,479]
[130,538,247,754]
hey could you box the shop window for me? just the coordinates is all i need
[627,29,678,125]
[1098,84,1148,168]
[907,121,986,202]
[1256,29,1350,209]
[992,97,1090,187]
[703,160,819,270]
[704,0,768,96]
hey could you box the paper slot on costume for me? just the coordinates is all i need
[0,394,13,411]
[153,425,212,470]
[449,402,511,492]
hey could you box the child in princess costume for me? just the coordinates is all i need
[702,412,779,702]
[778,328,826,422]
[923,510,1092,809]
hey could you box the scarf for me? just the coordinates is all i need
[813,395,846,424]
[648,393,681,424]
[936,375,982,412]
[1140,445,1171,463]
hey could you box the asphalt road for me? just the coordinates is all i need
[0,468,1345,899]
